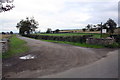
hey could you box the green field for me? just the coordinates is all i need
[3,35,29,58]
[37,33,109,38]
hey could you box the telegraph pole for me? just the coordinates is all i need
[100,22,103,38]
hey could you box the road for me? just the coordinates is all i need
[40,50,118,78]
[2,36,118,78]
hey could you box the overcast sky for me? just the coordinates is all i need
[0,0,119,33]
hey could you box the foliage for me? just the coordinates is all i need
[16,17,39,35]
[41,40,105,48]
[82,28,86,32]
[0,0,14,12]
[2,32,6,34]
[86,24,91,30]
[110,35,120,44]
[104,18,117,34]
[104,42,120,48]
[46,28,52,33]
[10,31,13,34]
[3,35,29,58]
[54,29,60,33]
[90,28,94,31]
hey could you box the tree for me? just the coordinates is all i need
[0,0,15,12]
[55,29,60,33]
[90,28,94,31]
[86,24,91,30]
[10,31,13,34]
[93,25,96,28]
[2,32,6,34]
[82,28,86,32]
[105,18,117,34]
[16,17,39,35]
[46,28,52,33]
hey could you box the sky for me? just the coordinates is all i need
[0,0,119,33]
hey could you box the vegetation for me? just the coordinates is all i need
[23,33,119,48]
[46,28,52,33]
[40,40,105,48]
[10,31,13,34]
[0,0,15,12]
[104,42,120,48]
[16,17,39,35]
[3,35,29,58]
[82,28,86,32]
[0,34,12,39]
[37,33,109,38]
[104,18,117,34]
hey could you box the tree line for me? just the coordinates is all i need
[16,17,118,35]
[82,18,117,34]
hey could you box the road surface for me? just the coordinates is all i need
[40,50,118,78]
[2,36,118,78]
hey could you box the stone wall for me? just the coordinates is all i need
[86,37,115,45]
[0,39,9,53]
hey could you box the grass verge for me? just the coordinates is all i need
[40,39,105,48]
[3,35,29,58]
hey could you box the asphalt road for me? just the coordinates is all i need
[40,50,118,78]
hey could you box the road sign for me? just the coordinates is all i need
[102,29,107,33]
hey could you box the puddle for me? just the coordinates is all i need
[19,54,36,60]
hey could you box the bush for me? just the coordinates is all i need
[110,35,120,44]
[104,42,120,48]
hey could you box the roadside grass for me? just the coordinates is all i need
[40,39,105,48]
[36,33,109,38]
[2,35,29,58]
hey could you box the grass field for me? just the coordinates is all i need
[0,34,12,39]
[3,35,29,58]
[37,33,109,38]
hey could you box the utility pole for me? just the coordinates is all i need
[100,22,103,38]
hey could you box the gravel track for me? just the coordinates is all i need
[2,36,117,78]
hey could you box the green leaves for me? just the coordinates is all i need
[16,17,39,35]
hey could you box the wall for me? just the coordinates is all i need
[0,39,9,53]
[86,37,115,45]
[23,34,93,43]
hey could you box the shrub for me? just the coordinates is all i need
[110,35,120,44]
[104,42,120,48]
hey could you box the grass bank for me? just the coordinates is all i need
[3,35,29,58]
[41,39,105,48]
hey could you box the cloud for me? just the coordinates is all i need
[0,0,118,32]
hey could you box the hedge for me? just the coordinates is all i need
[22,34,93,43]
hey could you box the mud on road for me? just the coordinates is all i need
[2,36,117,78]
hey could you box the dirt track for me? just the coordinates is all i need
[2,36,117,78]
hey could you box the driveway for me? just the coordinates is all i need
[2,36,118,78]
